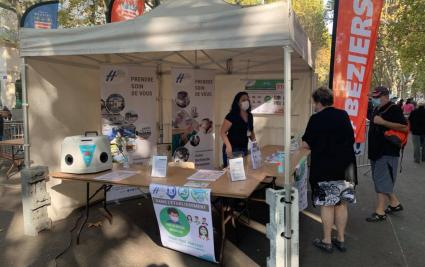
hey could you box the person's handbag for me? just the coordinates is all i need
[380,104,409,149]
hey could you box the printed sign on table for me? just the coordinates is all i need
[171,68,215,169]
[295,157,308,211]
[150,184,216,262]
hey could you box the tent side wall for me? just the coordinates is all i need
[27,58,102,220]
[26,56,313,221]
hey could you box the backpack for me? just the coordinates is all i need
[379,104,410,172]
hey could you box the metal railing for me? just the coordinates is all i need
[356,120,370,168]
[0,120,24,158]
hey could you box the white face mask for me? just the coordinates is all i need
[241,100,250,111]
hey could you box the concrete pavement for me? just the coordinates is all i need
[0,139,424,267]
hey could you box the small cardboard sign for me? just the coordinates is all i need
[151,156,168,177]
[229,157,246,182]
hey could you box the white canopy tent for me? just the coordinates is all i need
[20,0,314,263]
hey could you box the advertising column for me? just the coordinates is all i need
[171,68,215,169]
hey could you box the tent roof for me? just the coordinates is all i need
[20,0,313,71]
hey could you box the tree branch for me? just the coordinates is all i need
[0,3,17,13]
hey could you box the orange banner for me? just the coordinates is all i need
[332,0,384,143]
[109,0,145,23]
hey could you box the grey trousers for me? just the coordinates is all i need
[412,134,425,162]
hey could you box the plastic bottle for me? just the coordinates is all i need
[122,146,129,169]
[277,152,284,174]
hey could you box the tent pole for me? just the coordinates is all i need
[283,45,293,266]
[157,64,164,144]
[21,57,31,168]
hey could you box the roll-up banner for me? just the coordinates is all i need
[100,65,158,201]
[171,68,215,169]
[330,0,384,143]
[20,1,59,29]
[108,0,145,23]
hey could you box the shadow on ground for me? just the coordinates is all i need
[0,140,424,267]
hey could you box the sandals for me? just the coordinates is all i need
[366,212,387,222]
[385,204,404,214]
[332,237,347,252]
[313,238,333,253]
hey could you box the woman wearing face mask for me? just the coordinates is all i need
[302,87,357,253]
[220,92,256,167]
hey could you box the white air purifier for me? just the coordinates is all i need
[60,132,112,174]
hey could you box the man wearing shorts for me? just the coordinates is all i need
[367,86,408,222]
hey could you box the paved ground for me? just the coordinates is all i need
[0,140,424,267]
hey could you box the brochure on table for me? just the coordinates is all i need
[150,184,216,262]
[229,157,246,182]
[151,156,168,177]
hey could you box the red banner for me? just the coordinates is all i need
[332,0,383,143]
[109,0,144,23]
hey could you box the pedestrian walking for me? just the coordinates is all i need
[302,87,357,253]
[367,86,408,222]
[409,99,425,163]
[402,98,415,117]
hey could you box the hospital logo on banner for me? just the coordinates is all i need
[175,72,192,84]
[104,69,127,83]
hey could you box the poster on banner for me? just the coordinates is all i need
[100,65,157,200]
[331,0,384,143]
[150,184,216,262]
[108,0,145,23]
[249,91,284,114]
[295,157,308,211]
[244,80,284,115]
[21,1,59,29]
[171,69,215,169]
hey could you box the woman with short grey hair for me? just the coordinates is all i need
[302,87,357,253]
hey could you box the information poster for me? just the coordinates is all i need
[150,184,216,262]
[171,68,215,169]
[245,80,284,115]
[101,65,157,200]
[295,157,308,211]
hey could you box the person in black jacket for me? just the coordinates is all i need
[367,86,408,223]
[220,92,256,167]
[302,87,357,253]
[409,100,425,163]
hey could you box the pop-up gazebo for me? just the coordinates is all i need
[20,0,314,264]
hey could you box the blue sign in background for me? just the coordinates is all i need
[21,1,59,29]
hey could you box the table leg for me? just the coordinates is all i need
[219,198,226,265]
[6,146,16,179]
[77,182,90,245]
[103,185,113,223]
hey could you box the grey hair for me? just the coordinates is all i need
[312,87,334,107]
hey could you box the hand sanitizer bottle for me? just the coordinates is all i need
[277,152,284,174]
